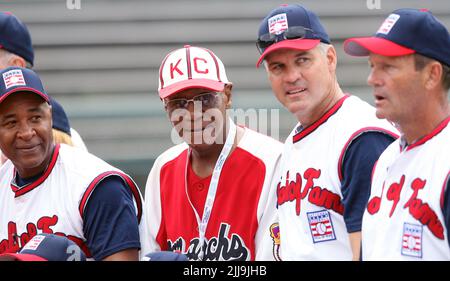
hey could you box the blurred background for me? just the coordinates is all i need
[2,0,449,191]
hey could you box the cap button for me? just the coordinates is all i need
[184,44,191,48]
[419,8,429,12]
[280,4,289,6]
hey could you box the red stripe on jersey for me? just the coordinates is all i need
[337,127,399,181]
[407,116,450,151]
[293,95,349,143]
[11,144,60,197]
[78,171,143,223]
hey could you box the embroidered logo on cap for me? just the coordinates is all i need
[377,13,401,35]
[268,13,288,35]
[401,223,423,258]
[2,69,26,89]
[307,210,336,243]
[22,234,46,251]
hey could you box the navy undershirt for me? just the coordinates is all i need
[340,132,395,233]
[15,174,140,260]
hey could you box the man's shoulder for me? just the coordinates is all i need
[240,127,283,149]
[58,144,123,177]
[153,143,188,169]
[238,127,283,160]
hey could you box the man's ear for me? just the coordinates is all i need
[423,61,443,91]
[326,45,338,72]
[223,83,233,109]
[8,55,27,68]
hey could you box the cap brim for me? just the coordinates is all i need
[144,251,189,261]
[159,79,226,99]
[344,37,416,57]
[0,87,49,104]
[256,39,321,67]
[0,253,47,261]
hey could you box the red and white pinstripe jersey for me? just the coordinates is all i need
[0,144,143,259]
[362,117,450,260]
[140,128,282,261]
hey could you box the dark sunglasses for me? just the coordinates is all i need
[163,92,221,112]
[256,26,316,54]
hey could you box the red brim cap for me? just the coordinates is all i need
[0,253,47,261]
[256,38,321,67]
[344,37,415,57]
[158,79,226,99]
[0,87,49,104]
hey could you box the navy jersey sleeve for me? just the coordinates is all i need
[341,132,396,233]
[443,175,450,248]
[83,176,141,260]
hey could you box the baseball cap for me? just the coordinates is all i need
[0,12,34,66]
[344,8,450,66]
[0,66,49,105]
[158,45,230,99]
[256,4,330,67]
[142,251,189,261]
[0,233,86,261]
[50,97,71,136]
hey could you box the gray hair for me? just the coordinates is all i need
[0,48,33,69]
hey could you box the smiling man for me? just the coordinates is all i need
[255,4,399,260]
[140,45,283,261]
[344,8,450,260]
[0,67,144,261]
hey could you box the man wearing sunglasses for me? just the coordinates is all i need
[344,8,450,260]
[140,45,283,261]
[255,4,399,260]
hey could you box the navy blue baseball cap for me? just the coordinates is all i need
[50,97,71,136]
[344,8,450,66]
[0,12,34,66]
[256,4,330,67]
[0,233,86,261]
[0,66,49,105]
[143,251,189,261]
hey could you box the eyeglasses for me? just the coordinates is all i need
[256,26,316,54]
[163,92,222,112]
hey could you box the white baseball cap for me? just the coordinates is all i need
[158,45,230,99]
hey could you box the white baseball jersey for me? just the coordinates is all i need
[140,127,282,261]
[276,95,398,260]
[0,144,143,258]
[362,117,450,260]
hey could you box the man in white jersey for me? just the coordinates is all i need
[140,45,283,261]
[255,4,399,260]
[344,8,450,260]
[0,67,143,260]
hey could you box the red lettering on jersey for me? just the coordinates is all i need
[277,168,344,215]
[193,57,209,74]
[367,183,386,215]
[366,175,444,239]
[0,215,90,257]
[404,178,444,239]
[386,175,405,217]
[367,196,381,214]
[37,215,58,232]
[404,178,426,209]
[170,59,183,79]
[19,223,38,248]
